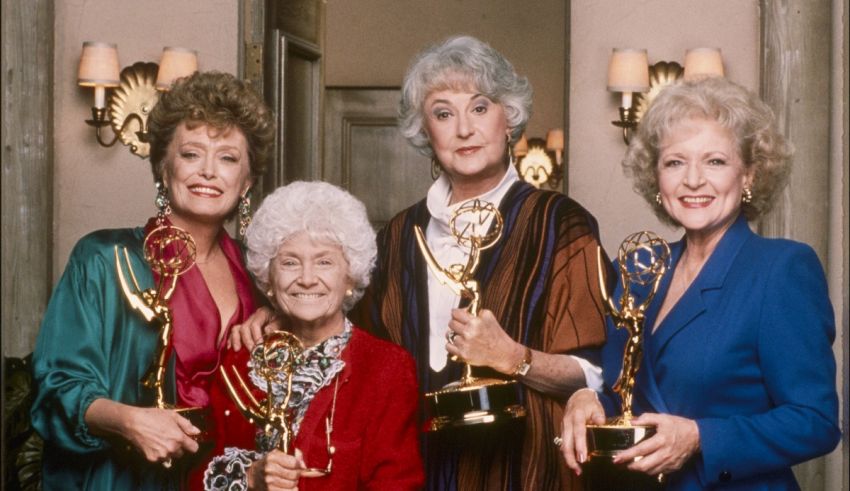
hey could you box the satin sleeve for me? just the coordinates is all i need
[31,234,156,454]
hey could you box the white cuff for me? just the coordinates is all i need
[569,354,603,392]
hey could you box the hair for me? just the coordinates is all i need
[398,35,533,158]
[245,181,377,312]
[622,76,791,225]
[147,71,275,183]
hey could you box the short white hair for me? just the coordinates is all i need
[245,181,377,312]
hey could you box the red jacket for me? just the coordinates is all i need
[201,326,424,490]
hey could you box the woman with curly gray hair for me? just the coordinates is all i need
[363,35,608,490]
[560,77,839,490]
[206,181,423,490]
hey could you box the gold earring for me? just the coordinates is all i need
[742,187,753,204]
[655,192,662,205]
[345,288,353,297]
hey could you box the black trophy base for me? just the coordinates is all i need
[586,422,656,459]
[173,406,213,448]
[425,378,526,432]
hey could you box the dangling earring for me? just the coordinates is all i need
[655,192,662,205]
[742,186,753,204]
[430,158,442,180]
[506,134,516,168]
[155,181,172,223]
[238,194,252,238]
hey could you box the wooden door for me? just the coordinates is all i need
[323,88,431,229]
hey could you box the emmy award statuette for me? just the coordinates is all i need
[414,199,526,432]
[221,331,336,478]
[586,231,671,461]
[114,223,210,457]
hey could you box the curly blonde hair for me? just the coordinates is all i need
[147,71,275,181]
[622,77,791,226]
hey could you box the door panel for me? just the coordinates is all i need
[324,88,431,228]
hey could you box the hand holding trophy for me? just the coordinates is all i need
[586,231,670,460]
[414,199,526,431]
[220,331,337,478]
[114,221,209,464]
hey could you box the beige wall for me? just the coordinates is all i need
[52,0,239,282]
[569,0,759,254]
[325,0,566,143]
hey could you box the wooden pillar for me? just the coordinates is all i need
[1,0,54,357]
[759,0,831,259]
[760,2,841,490]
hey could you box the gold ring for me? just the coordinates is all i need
[553,436,563,447]
[162,458,172,469]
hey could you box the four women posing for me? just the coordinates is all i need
[31,34,839,491]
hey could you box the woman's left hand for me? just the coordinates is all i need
[447,308,522,374]
[612,412,701,476]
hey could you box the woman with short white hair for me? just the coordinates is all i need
[205,181,423,490]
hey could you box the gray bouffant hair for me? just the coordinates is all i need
[245,181,377,312]
[622,76,791,226]
[399,35,533,158]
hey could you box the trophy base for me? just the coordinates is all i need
[425,377,526,432]
[586,422,656,460]
[172,406,212,445]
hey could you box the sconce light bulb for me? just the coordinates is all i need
[621,91,633,109]
[94,86,106,109]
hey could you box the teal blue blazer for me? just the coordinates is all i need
[600,215,840,490]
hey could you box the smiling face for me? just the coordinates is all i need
[657,117,753,242]
[269,232,353,341]
[423,89,510,198]
[162,122,252,229]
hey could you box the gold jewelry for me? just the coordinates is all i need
[344,289,353,297]
[553,436,564,447]
[238,194,252,239]
[655,192,662,205]
[162,458,172,469]
[742,186,753,204]
[430,158,442,180]
[512,346,533,377]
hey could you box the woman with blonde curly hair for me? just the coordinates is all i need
[559,77,839,490]
[31,70,275,490]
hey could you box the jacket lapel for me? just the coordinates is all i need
[649,215,753,360]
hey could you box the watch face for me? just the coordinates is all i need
[517,362,531,376]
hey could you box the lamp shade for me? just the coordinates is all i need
[546,128,564,151]
[155,47,198,90]
[607,48,649,92]
[78,42,120,87]
[684,48,724,80]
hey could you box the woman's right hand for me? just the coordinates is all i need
[247,449,306,490]
[122,406,200,464]
[559,388,606,475]
[228,306,281,351]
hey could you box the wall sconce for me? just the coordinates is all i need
[607,48,650,144]
[79,43,198,158]
[607,47,724,144]
[514,129,564,189]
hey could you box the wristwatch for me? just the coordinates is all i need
[513,346,533,377]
